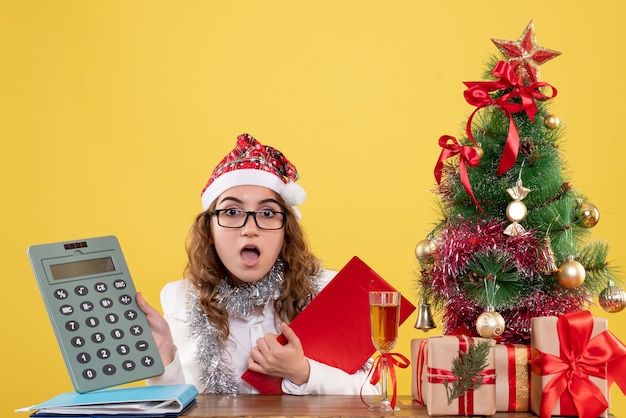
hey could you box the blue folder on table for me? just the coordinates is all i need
[16,384,198,417]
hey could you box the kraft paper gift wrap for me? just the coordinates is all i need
[494,343,530,412]
[412,335,496,416]
[530,311,609,418]
[411,338,427,403]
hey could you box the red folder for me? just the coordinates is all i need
[241,256,416,394]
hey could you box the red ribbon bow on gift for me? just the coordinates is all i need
[361,352,410,410]
[434,135,484,214]
[529,310,626,418]
[463,60,557,176]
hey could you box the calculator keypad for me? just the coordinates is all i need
[50,278,162,391]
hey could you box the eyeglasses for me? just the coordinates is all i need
[211,208,287,230]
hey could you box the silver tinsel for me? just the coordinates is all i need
[187,288,239,394]
[216,260,286,319]
[186,260,292,394]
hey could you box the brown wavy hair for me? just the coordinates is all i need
[184,193,321,347]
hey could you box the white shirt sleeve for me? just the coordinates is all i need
[282,358,380,395]
[145,280,203,392]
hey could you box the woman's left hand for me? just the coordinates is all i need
[247,322,310,385]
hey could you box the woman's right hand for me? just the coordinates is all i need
[136,292,176,367]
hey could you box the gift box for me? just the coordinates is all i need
[412,335,496,416]
[494,343,530,412]
[530,311,610,418]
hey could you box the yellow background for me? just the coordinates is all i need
[2,1,625,415]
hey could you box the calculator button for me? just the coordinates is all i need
[122,360,136,371]
[65,320,79,332]
[60,305,74,315]
[113,279,127,290]
[124,309,138,320]
[111,328,124,339]
[94,282,107,293]
[105,313,119,324]
[82,369,97,380]
[80,301,95,312]
[96,348,111,359]
[74,285,88,296]
[103,364,116,375]
[76,352,91,364]
[135,340,149,351]
[100,297,114,308]
[116,344,130,355]
[141,356,157,367]
[91,332,105,343]
[71,336,85,347]
[86,317,99,327]
[54,289,69,300]
[119,295,132,305]
[130,325,144,336]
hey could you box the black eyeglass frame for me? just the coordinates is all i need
[210,209,287,230]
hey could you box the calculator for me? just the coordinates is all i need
[27,235,164,393]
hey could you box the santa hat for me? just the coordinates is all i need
[201,133,307,218]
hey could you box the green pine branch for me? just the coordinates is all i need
[444,339,493,405]
[463,251,521,307]
[578,240,623,293]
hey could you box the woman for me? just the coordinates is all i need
[137,133,380,395]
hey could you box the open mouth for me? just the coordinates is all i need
[241,246,260,264]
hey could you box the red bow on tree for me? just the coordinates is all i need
[463,61,557,176]
[434,135,484,214]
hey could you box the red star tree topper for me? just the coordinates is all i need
[491,20,561,83]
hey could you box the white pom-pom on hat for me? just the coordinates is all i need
[281,181,306,207]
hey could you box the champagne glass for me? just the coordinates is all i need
[368,291,401,411]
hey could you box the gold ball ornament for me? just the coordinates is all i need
[475,307,506,339]
[506,200,528,223]
[472,145,484,160]
[576,202,600,228]
[415,238,433,261]
[544,114,561,130]
[415,236,442,262]
[599,284,626,313]
[557,259,586,288]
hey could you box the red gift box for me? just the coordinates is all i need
[412,335,496,416]
[529,310,626,418]
[494,343,530,412]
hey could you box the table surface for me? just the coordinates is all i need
[181,394,536,417]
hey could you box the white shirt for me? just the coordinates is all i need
[146,270,380,395]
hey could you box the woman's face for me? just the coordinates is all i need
[211,185,285,284]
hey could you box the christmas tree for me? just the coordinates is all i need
[415,21,626,344]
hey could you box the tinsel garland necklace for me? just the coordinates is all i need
[187,259,286,394]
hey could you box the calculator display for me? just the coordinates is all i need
[50,257,116,280]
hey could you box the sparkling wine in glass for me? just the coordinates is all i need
[368,291,401,411]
